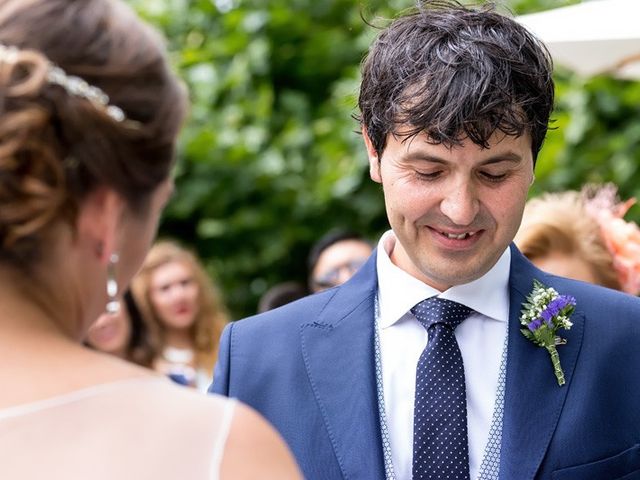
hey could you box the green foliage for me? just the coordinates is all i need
[128,0,640,317]
[534,73,640,219]
[506,0,580,14]
[128,0,401,317]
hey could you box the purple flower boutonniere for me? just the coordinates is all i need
[520,280,576,386]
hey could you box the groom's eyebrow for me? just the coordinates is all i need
[401,151,524,165]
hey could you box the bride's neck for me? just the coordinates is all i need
[0,271,147,408]
[0,263,79,336]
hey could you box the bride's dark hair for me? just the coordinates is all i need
[0,0,187,265]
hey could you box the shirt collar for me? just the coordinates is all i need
[376,230,511,328]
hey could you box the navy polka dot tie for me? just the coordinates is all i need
[411,297,473,480]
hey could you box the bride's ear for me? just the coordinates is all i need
[75,187,125,265]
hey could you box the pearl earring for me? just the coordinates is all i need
[106,253,120,314]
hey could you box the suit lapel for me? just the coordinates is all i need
[300,252,386,480]
[499,245,585,480]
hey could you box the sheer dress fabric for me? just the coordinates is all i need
[0,377,236,479]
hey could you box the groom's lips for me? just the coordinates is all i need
[428,226,485,250]
[438,229,478,240]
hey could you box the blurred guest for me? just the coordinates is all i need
[0,1,300,478]
[515,184,640,294]
[86,290,155,367]
[308,230,373,292]
[132,240,228,390]
[258,281,308,313]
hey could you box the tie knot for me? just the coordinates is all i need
[411,297,473,331]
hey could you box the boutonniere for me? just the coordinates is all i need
[520,280,576,386]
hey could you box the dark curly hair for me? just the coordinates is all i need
[0,0,187,265]
[358,0,554,163]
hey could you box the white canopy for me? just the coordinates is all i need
[517,0,640,79]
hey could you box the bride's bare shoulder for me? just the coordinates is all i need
[93,379,302,479]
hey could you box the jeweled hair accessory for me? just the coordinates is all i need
[0,43,125,122]
[583,183,640,296]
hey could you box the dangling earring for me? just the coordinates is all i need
[106,253,120,314]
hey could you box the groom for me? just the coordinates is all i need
[211,2,640,479]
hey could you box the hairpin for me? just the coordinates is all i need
[583,184,640,296]
[0,43,126,122]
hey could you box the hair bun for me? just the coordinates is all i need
[0,48,67,260]
[0,0,187,265]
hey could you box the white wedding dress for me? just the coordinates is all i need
[0,377,236,479]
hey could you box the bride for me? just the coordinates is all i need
[0,0,300,478]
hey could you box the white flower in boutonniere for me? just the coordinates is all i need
[520,280,577,386]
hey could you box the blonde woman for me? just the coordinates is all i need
[132,240,228,391]
[515,184,640,294]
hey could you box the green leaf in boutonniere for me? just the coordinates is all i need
[520,279,576,386]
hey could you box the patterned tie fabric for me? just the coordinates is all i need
[411,297,473,480]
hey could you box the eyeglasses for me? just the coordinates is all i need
[311,258,368,291]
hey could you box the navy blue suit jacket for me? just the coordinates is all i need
[211,245,640,479]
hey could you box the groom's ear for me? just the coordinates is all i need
[362,127,382,183]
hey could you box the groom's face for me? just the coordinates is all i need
[365,128,534,291]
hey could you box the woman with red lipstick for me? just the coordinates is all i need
[132,240,228,391]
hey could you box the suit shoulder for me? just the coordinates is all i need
[230,288,338,333]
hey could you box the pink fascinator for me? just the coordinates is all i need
[583,184,640,296]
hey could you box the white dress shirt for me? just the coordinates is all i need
[376,230,510,480]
